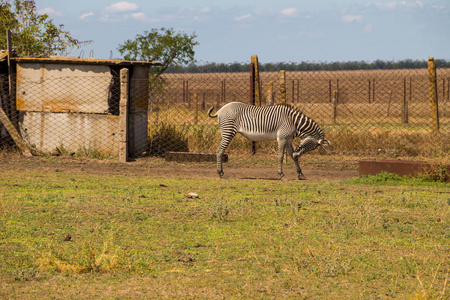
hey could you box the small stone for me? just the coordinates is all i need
[186,192,199,198]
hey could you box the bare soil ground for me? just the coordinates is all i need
[0,152,360,181]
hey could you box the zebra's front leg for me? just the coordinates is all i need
[286,143,306,180]
[277,141,288,181]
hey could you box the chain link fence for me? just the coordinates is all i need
[1,58,449,159]
[150,62,450,158]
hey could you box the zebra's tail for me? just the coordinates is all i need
[208,106,217,118]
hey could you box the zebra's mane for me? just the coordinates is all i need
[275,104,324,139]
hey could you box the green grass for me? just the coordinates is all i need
[1,170,449,299]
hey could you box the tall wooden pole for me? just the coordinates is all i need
[119,68,129,162]
[250,55,261,106]
[279,70,286,104]
[428,57,439,132]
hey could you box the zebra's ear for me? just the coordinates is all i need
[319,139,330,146]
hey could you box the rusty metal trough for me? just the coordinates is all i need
[358,160,450,182]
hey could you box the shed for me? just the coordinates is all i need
[6,56,161,158]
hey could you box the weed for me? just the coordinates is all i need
[13,267,39,281]
[36,235,120,274]
[211,197,230,221]
[148,122,189,156]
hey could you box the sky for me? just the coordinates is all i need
[32,0,450,64]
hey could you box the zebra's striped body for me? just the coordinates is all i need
[208,102,330,180]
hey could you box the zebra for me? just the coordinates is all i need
[208,102,330,180]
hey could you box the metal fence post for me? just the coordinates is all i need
[119,68,129,162]
[403,78,409,123]
[428,57,439,132]
[194,91,198,125]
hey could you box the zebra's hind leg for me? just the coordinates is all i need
[216,131,236,179]
[216,147,228,179]
[286,143,306,180]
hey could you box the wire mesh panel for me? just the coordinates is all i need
[152,65,450,157]
[1,60,449,159]
[148,72,253,156]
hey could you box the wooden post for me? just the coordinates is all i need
[0,108,32,157]
[194,91,198,125]
[202,91,206,110]
[332,90,338,124]
[386,90,392,117]
[291,80,295,104]
[448,78,450,103]
[222,79,226,103]
[249,65,255,105]
[251,55,261,106]
[372,79,376,102]
[266,81,274,105]
[410,78,412,103]
[6,30,12,95]
[186,80,190,107]
[222,80,225,104]
[119,68,129,162]
[279,70,286,104]
[428,57,439,132]
[297,79,300,103]
[249,62,256,154]
[182,80,185,103]
[403,78,408,123]
[368,79,371,103]
[329,80,332,103]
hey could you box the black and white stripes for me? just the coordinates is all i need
[209,102,330,180]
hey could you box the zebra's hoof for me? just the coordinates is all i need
[280,175,289,181]
[219,172,228,179]
[298,174,307,180]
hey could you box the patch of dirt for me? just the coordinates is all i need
[0,153,361,182]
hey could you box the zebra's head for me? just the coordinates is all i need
[293,136,330,159]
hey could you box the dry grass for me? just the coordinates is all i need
[0,166,449,299]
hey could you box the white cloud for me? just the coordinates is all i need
[375,1,398,10]
[373,1,423,11]
[342,15,363,23]
[105,2,138,13]
[235,14,252,21]
[297,31,325,39]
[280,8,297,16]
[38,7,64,17]
[79,12,94,20]
[363,23,373,32]
[131,12,146,21]
[200,7,212,13]
[432,5,446,11]
[400,1,423,8]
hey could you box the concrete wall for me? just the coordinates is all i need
[16,61,150,157]
[19,111,119,155]
[16,63,112,113]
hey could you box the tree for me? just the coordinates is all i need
[0,0,91,57]
[117,27,199,77]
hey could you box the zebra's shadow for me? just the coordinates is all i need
[240,177,284,181]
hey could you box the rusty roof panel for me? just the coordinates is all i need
[12,56,163,66]
[0,52,7,62]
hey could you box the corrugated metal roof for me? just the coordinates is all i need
[11,56,163,66]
